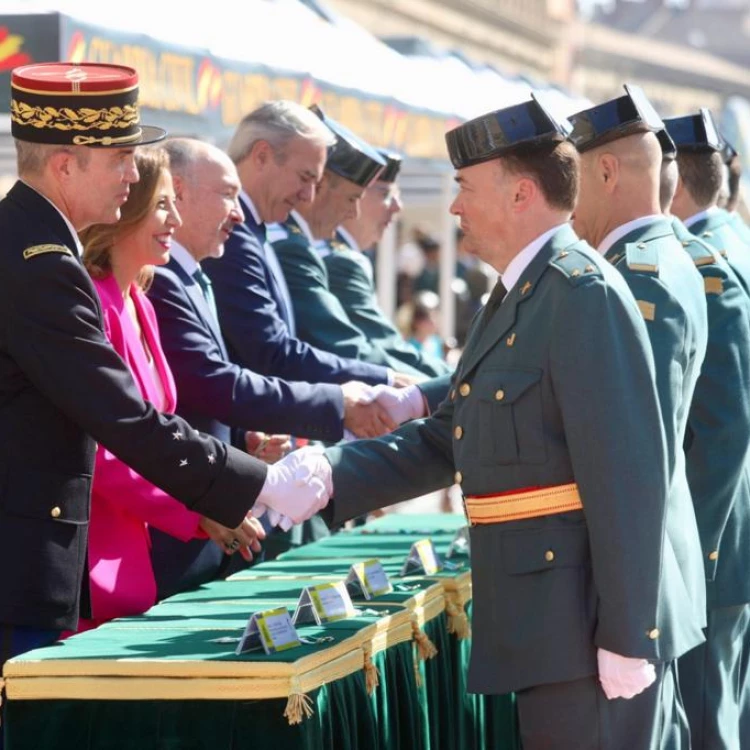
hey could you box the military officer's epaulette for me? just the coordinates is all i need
[548,246,602,285]
[22,243,73,261]
[622,241,659,274]
[678,235,718,268]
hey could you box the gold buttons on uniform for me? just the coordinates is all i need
[50,507,61,519]
[506,333,516,347]
[459,383,471,397]
[571,269,581,277]
[454,471,463,484]
[558,251,569,258]
[544,550,555,562]
[648,628,660,640]
[682,240,690,247]
[637,242,647,249]
[585,265,595,273]
[454,426,464,440]
[495,389,505,401]
[708,551,719,561]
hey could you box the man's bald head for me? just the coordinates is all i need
[573,131,662,248]
[164,138,234,183]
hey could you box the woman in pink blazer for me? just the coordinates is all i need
[77,148,264,629]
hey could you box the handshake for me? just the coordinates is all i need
[342,380,428,438]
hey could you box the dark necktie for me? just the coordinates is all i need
[192,267,218,320]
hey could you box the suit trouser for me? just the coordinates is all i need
[0,624,61,750]
[679,603,750,750]
[514,662,688,750]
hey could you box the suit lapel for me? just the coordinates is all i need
[459,225,578,378]
[167,259,228,358]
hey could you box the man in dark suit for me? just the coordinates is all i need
[274,96,696,749]
[664,110,750,748]
[0,62,323,730]
[326,150,452,378]
[147,138,396,592]
[204,101,415,391]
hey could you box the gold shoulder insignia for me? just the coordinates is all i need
[290,225,302,235]
[637,300,656,321]
[704,277,723,295]
[23,244,73,260]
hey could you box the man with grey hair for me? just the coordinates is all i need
[204,100,416,390]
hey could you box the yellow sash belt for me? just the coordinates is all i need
[465,482,583,525]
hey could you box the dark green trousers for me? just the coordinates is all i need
[680,604,750,750]
[515,662,688,750]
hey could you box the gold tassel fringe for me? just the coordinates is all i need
[445,599,472,640]
[411,619,438,661]
[363,644,380,696]
[284,678,314,725]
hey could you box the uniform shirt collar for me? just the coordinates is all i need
[240,189,262,225]
[501,223,567,295]
[597,214,662,256]
[22,179,83,256]
[337,226,360,252]
[684,205,720,229]
[169,240,201,277]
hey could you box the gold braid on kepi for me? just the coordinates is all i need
[10,62,165,147]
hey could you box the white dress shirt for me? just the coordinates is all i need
[501,223,567,296]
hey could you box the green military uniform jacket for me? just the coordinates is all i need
[603,217,707,629]
[671,218,750,610]
[727,210,750,246]
[324,230,452,378]
[325,224,704,695]
[268,214,424,377]
[689,208,750,299]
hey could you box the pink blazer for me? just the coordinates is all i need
[83,274,204,626]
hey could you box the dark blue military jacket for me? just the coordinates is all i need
[0,182,266,630]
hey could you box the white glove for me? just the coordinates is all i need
[597,648,656,700]
[370,383,426,424]
[251,447,333,526]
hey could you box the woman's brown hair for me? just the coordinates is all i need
[81,147,171,291]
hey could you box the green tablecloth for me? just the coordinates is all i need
[4,514,519,750]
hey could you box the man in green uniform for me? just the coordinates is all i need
[568,87,708,653]
[269,107,425,380]
[326,151,451,378]
[268,95,699,749]
[663,111,750,748]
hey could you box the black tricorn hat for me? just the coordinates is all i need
[568,84,664,153]
[663,109,723,154]
[309,105,385,188]
[656,128,677,161]
[721,136,739,165]
[11,62,165,147]
[445,92,572,169]
[377,150,402,183]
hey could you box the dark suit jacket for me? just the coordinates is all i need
[325,225,703,694]
[148,258,345,442]
[0,181,266,630]
[204,197,388,386]
[324,231,452,378]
